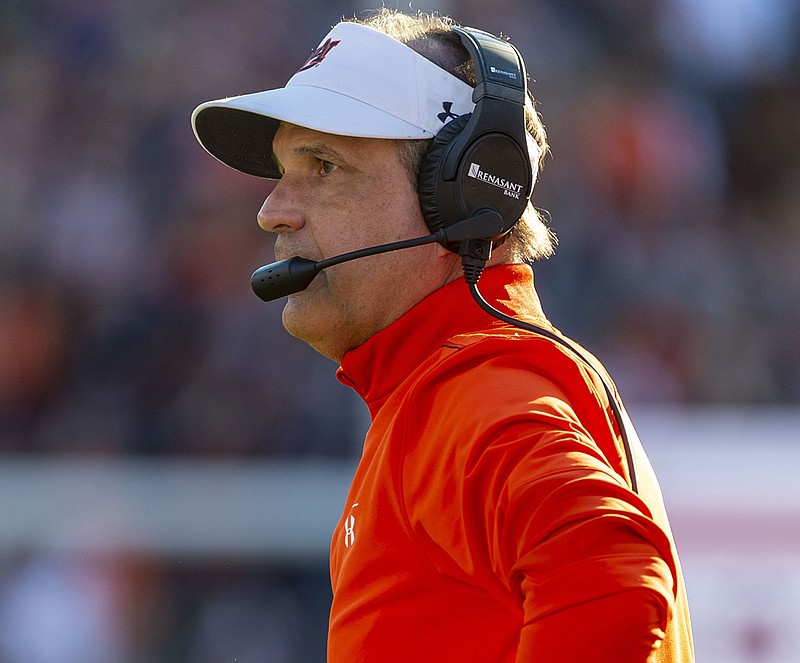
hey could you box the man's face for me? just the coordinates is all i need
[258,123,458,361]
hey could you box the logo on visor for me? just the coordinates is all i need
[297,38,341,73]
[468,162,523,199]
[437,101,460,123]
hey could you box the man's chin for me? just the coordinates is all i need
[280,294,339,360]
[280,292,314,339]
[279,270,328,330]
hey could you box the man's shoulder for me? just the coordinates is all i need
[401,324,605,429]
[428,323,597,396]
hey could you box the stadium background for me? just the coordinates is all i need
[0,0,799,660]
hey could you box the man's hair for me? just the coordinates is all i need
[349,8,556,262]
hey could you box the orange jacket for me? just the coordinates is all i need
[331,264,693,662]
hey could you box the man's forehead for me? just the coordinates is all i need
[273,122,393,160]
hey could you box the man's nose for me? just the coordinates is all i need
[257,180,305,233]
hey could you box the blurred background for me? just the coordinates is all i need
[0,0,798,660]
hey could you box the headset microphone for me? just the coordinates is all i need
[251,210,505,302]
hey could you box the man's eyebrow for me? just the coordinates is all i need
[294,142,353,166]
[271,141,358,175]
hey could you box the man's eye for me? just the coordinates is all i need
[319,160,338,175]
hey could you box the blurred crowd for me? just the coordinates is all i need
[1,0,799,660]
[1,0,372,459]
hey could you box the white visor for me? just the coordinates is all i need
[191,22,476,179]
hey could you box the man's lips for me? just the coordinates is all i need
[272,239,322,264]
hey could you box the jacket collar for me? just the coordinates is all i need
[336,264,548,418]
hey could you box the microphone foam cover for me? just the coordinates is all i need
[251,257,319,302]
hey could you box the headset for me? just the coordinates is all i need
[417,27,533,255]
[250,27,639,493]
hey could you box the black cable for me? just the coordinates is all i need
[464,268,639,494]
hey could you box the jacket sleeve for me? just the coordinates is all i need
[516,588,667,661]
[498,424,677,662]
[406,352,680,661]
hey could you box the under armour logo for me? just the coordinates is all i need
[437,101,460,123]
[297,38,341,73]
[344,514,356,548]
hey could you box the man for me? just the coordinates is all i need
[192,8,693,662]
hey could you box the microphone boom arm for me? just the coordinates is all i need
[250,210,505,302]
[315,233,442,271]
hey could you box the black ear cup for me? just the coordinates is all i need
[418,114,472,237]
[418,27,532,254]
[418,112,531,252]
